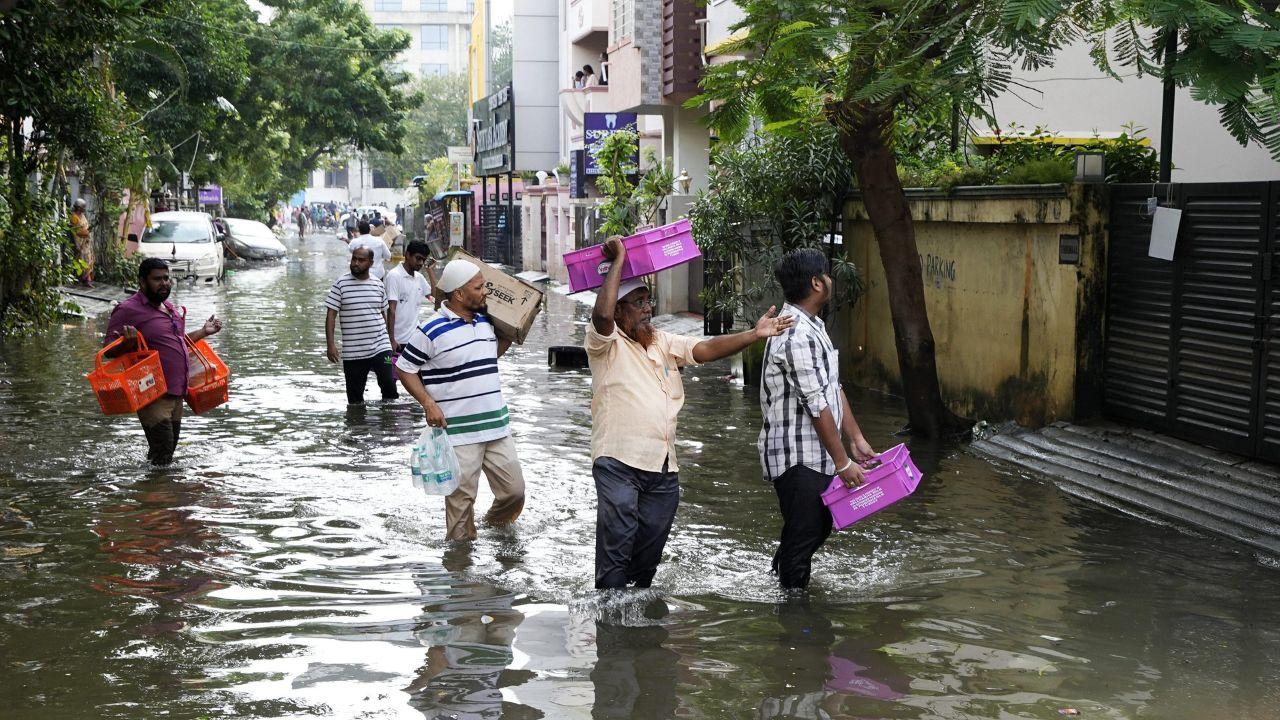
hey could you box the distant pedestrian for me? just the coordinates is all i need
[104,258,224,465]
[325,246,398,405]
[342,211,358,241]
[385,241,435,354]
[396,258,525,541]
[759,249,876,590]
[70,198,94,286]
[585,237,794,589]
[347,219,392,280]
[295,206,308,239]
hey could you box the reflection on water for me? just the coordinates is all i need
[1,230,1280,718]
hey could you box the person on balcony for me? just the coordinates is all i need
[582,64,599,88]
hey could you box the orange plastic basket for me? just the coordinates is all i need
[86,334,169,415]
[185,337,229,414]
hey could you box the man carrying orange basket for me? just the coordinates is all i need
[758,248,875,590]
[104,257,224,466]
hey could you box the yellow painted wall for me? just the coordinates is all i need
[838,188,1103,426]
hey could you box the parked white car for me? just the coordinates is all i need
[139,211,225,282]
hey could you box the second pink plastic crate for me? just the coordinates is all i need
[563,218,701,293]
[821,444,922,530]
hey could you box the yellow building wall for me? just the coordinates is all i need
[838,188,1103,426]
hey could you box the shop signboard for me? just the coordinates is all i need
[472,85,514,176]
[584,112,638,175]
[198,185,222,205]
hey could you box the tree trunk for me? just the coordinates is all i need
[839,114,967,437]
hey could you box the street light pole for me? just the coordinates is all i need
[1159,26,1177,183]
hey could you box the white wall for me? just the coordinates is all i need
[705,0,745,49]
[513,0,561,172]
[993,41,1280,182]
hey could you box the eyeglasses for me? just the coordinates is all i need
[619,297,655,309]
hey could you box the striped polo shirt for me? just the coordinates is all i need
[324,273,391,360]
[394,304,510,447]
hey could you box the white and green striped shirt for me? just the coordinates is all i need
[394,304,511,447]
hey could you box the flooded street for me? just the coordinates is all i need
[2,231,1280,719]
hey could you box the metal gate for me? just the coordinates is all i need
[1104,182,1280,462]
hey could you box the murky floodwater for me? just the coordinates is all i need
[2,231,1279,719]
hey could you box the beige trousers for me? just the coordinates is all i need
[446,434,525,540]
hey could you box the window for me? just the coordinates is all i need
[610,0,633,45]
[419,0,446,10]
[421,24,448,50]
[420,63,449,77]
[373,0,401,10]
[324,165,349,188]
[372,169,394,188]
[466,0,475,12]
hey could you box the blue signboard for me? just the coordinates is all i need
[584,112,638,176]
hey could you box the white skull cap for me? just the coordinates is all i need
[437,259,481,293]
[617,278,647,300]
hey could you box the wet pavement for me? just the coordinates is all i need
[1,230,1279,719]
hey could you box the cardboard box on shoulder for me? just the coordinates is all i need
[441,249,543,344]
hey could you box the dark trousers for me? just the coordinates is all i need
[772,464,834,589]
[342,350,398,405]
[137,395,184,466]
[593,457,679,589]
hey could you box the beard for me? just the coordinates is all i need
[630,320,656,349]
[143,284,170,304]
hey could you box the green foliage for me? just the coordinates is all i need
[365,73,469,189]
[896,123,1158,189]
[592,132,673,238]
[0,184,74,334]
[998,157,1076,185]
[690,125,861,323]
[0,0,416,330]
[413,158,455,203]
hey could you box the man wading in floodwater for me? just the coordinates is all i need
[759,248,876,590]
[104,258,225,465]
[396,259,525,541]
[586,237,795,590]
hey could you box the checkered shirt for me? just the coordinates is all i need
[757,303,843,480]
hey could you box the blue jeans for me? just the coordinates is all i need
[593,457,679,589]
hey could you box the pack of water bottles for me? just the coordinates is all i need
[409,426,461,496]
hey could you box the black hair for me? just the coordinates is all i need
[583,64,595,74]
[405,241,430,257]
[774,248,829,304]
[357,220,371,234]
[138,257,169,282]
[574,70,584,79]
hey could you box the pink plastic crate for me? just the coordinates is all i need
[821,444,922,530]
[563,218,701,293]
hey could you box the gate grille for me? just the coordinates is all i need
[1105,182,1277,459]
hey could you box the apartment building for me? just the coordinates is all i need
[522,0,713,310]
[304,0,475,209]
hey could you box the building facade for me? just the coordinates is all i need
[302,0,474,210]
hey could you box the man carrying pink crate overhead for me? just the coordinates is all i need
[585,237,797,590]
[758,248,877,590]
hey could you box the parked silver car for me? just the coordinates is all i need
[222,218,287,261]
